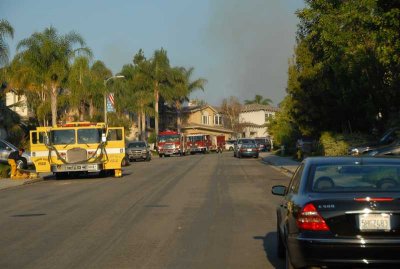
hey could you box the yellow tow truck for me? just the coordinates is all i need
[29,122,125,178]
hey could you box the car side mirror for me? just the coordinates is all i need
[271,185,287,196]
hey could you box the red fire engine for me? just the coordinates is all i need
[186,134,212,154]
[157,130,187,157]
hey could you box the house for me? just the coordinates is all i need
[239,103,279,138]
[5,91,30,119]
[180,104,234,139]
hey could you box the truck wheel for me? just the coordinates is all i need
[159,154,163,158]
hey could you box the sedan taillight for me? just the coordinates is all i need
[297,203,330,231]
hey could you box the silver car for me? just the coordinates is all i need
[0,138,33,167]
[126,141,152,162]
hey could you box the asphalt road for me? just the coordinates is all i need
[0,152,290,269]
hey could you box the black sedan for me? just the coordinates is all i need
[272,156,400,268]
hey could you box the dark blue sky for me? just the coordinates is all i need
[1,0,304,106]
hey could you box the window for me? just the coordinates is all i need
[265,113,273,122]
[202,111,209,125]
[77,129,102,144]
[51,130,76,145]
[107,129,123,141]
[214,114,223,125]
[310,164,400,192]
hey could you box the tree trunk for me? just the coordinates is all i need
[154,82,159,136]
[141,110,146,141]
[50,85,58,127]
[135,112,141,141]
[89,98,95,119]
[176,100,182,133]
[79,100,85,121]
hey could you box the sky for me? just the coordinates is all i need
[1,0,305,106]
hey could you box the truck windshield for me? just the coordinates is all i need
[188,136,203,142]
[51,130,76,145]
[158,135,180,143]
[77,128,102,144]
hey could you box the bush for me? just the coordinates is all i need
[319,132,371,156]
[0,163,10,178]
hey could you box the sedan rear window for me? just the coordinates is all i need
[310,164,400,192]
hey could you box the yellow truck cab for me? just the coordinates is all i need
[29,122,125,178]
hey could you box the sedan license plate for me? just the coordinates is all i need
[247,149,252,152]
[359,213,391,231]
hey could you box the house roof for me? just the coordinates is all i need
[181,123,234,133]
[241,104,280,113]
[182,104,219,114]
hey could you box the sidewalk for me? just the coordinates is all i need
[260,152,300,176]
[0,177,44,191]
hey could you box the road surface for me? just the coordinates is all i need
[0,152,290,269]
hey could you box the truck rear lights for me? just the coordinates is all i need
[297,203,330,231]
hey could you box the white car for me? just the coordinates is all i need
[224,140,236,151]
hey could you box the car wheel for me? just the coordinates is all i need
[285,248,295,269]
[238,152,242,159]
[255,154,259,159]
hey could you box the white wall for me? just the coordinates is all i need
[5,92,29,118]
[239,110,265,125]
[239,110,276,138]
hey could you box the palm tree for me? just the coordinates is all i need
[0,19,14,67]
[244,94,272,106]
[139,48,172,136]
[171,67,207,132]
[90,60,112,119]
[15,26,91,126]
[120,50,154,140]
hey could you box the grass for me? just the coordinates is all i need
[0,163,10,179]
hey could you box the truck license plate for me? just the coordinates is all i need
[359,213,390,231]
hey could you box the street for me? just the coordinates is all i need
[0,152,289,269]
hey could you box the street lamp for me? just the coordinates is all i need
[104,75,124,125]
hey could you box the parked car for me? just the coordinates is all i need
[233,138,257,157]
[255,137,271,152]
[0,138,33,168]
[236,143,259,158]
[225,140,236,151]
[126,141,151,162]
[272,156,400,268]
[364,139,400,157]
[349,127,400,155]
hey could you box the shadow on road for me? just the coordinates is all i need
[254,232,284,269]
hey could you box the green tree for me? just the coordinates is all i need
[171,67,207,132]
[15,26,91,126]
[285,0,400,136]
[120,50,154,140]
[140,48,173,136]
[244,94,272,106]
[0,19,14,66]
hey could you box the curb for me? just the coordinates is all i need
[23,177,44,185]
[261,158,295,177]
